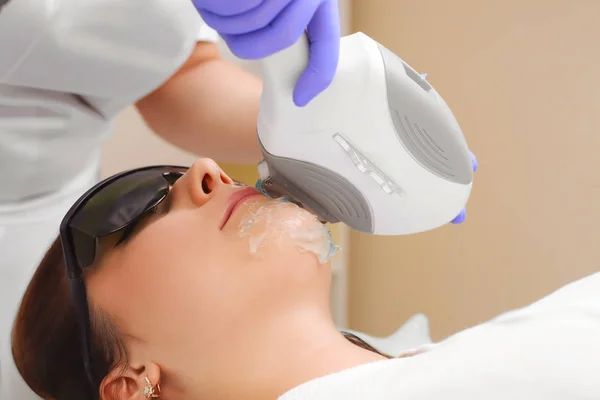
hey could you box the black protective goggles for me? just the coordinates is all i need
[59,165,188,394]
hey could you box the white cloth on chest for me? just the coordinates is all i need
[279,272,600,400]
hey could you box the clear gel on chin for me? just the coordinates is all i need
[238,198,339,264]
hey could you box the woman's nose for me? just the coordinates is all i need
[186,158,232,206]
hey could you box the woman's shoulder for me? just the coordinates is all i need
[0,0,216,105]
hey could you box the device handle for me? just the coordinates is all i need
[260,32,310,102]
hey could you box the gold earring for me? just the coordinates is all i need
[143,376,161,398]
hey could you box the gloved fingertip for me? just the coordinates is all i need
[293,76,318,106]
[293,53,337,107]
[451,209,466,224]
[293,91,312,107]
[292,75,316,107]
[293,74,334,107]
[470,151,478,172]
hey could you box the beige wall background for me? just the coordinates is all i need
[349,0,600,341]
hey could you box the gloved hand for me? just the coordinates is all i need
[450,150,478,224]
[192,0,341,107]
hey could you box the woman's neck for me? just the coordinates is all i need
[267,326,387,399]
[190,311,387,400]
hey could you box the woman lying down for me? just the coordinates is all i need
[12,158,600,400]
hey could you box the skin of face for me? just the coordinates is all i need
[86,158,336,398]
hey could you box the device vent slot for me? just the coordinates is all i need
[394,111,455,179]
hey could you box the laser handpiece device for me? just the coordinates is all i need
[256,32,473,235]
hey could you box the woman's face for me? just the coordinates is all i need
[85,158,335,387]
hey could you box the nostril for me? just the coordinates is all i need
[220,171,232,184]
[201,174,212,194]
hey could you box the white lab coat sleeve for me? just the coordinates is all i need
[0,0,217,116]
[197,19,220,43]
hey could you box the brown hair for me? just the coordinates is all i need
[12,237,126,400]
[12,237,389,400]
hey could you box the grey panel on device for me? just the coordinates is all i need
[378,44,473,185]
[259,141,374,233]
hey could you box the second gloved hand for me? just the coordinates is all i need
[450,150,478,224]
[192,0,341,107]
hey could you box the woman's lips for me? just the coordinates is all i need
[219,187,262,229]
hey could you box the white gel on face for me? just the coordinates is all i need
[238,198,339,264]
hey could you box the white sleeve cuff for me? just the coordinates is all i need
[196,17,220,43]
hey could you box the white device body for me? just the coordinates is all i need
[258,32,473,235]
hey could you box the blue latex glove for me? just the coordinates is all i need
[192,0,341,107]
[450,150,478,224]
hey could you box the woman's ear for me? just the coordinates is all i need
[99,362,161,400]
